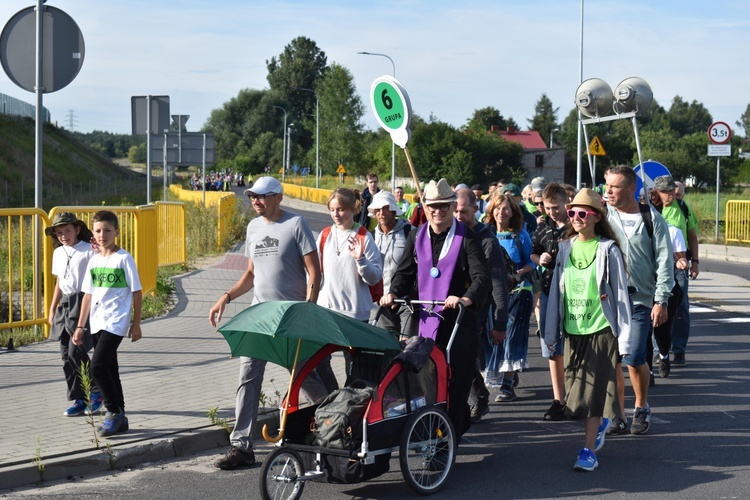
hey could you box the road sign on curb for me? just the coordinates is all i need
[633,160,671,200]
[708,144,731,157]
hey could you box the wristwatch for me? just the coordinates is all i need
[657,301,668,309]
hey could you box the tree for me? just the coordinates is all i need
[527,94,559,146]
[314,63,365,177]
[667,96,713,136]
[464,106,507,134]
[736,103,750,138]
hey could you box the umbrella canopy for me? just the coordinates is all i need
[218,300,400,368]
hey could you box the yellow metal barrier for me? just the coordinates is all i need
[170,185,236,250]
[725,200,750,243]
[155,201,187,267]
[0,209,49,331]
[281,183,331,205]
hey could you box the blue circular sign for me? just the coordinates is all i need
[633,160,671,201]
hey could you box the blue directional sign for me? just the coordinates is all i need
[633,160,671,201]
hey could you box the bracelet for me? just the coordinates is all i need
[224,292,231,304]
[75,326,84,330]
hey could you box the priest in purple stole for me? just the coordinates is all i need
[381,179,490,439]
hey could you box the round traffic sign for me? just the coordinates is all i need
[633,160,671,201]
[0,6,85,93]
[370,75,412,147]
[707,121,731,144]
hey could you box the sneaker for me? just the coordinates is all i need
[594,417,610,452]
[494,385,516,402]
[606,416,628,435]
[484,370,502,389]
[214,446,256,470]
[631,406,651,435]
[673,353,686,366]
[573,448,598,472]
[98,412,129,437]
[652,352,661,366]
[543,400,567,421]
[512,372,520,388]
[85,392,104,416]
[470,398,490,423]
[649,372,655,387]
[659,356,671,378]
[63,399,86,417]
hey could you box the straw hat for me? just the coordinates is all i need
[423,179,457,205]
[566,188,605,216]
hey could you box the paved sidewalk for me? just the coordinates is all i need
[1,197,749,490]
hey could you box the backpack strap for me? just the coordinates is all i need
[638,203,654,240]
[677,198,690,220]
[318,226,332,273]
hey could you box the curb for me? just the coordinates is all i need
[0,412,278,491]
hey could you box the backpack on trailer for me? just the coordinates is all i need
[313,384,373,451]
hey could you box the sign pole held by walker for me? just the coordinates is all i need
[369,76,421,199]
[707,121,732,241]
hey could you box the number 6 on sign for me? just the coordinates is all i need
[370,75,412,148]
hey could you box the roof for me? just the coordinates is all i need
[497,129,548,150]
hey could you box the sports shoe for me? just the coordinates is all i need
[63,399,86,417]
[652,352,661,366]
[98,411,129,437]
[214,446,256,470]
[484,370,502,388]
[85,392,104,415]
[543,400,567,421]
[494,385,516,402]
[631,406,651,435]
[512,372,520,388]
[606,416,627,435]
[659,356,671,378]
[470,398,490,423]
[573,448,598,471]
[594,417,610,452]
[673,353,686,366]
[649,372,655,387]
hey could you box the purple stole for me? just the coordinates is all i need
[415,220,465,340]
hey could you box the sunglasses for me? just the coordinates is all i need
[567,209,599,220]
[248,193,278,201]
[534,201,545,207]
[426,203,451,213]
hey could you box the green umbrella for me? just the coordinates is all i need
[218,300,400,368]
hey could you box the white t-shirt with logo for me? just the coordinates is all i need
[82,249,142,336]
[51,240,94,296]
[618,212,642,239]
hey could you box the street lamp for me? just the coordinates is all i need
[286,123,294,176]
[299,88,319,189]
[550,127,560,148]
[271,105,287,182]
[359,51,397,192]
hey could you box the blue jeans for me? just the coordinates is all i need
[623,304,650,367]
[671,268,690,354]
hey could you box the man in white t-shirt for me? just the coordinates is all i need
[208,176,321,470]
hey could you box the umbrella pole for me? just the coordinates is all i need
[262,338,303,443]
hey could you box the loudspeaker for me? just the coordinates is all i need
[575,78,614,118]
[613,77,653,116]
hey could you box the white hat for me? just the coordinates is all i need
[423,178,457,205]
[244,176,282,196]
[368,190,403,216]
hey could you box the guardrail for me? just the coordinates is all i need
[725,200,750,243]
[169,185,236,250]
[2,203,186,336]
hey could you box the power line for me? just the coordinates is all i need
[66,109,78,131]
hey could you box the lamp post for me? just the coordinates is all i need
[271,105,287,182]
[299,88,319,189]
[286,123,294,176]
[359,51,397,192]
[550,127,560,148]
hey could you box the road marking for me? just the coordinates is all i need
[690,306,714,313]
[713,317,750,323]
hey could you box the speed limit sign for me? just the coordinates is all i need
[708,121,731,144]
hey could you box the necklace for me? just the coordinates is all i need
[332,227,353,256]
[62,246,75,280]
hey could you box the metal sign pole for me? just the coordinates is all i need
[202,133,207,207]
[33,0,44,321]
[163,133,168,201]
[715,157,720,241]
[146,95,152,203]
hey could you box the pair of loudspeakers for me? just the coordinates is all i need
[575,77,653,118]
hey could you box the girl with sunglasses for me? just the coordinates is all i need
[543,188,632,472]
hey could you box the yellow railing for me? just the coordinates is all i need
[169,185,236,250]
[0,209,49,330]
[156,202,187,267]
[725,200,750,243]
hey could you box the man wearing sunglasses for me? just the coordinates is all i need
[604,166,674,436]
[382,178,490,439]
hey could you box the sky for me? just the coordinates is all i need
[1,0,748,136]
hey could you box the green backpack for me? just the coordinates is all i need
[313,385,373,450]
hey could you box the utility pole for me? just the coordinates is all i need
[66,109,77,131]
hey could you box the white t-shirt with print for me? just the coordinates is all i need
[82,249,142,336]
[52,240,94,296]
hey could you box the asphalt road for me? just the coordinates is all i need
[4,300,749,499]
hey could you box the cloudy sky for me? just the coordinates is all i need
[1,0,748,135]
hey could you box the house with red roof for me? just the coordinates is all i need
[491,125,565,185]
